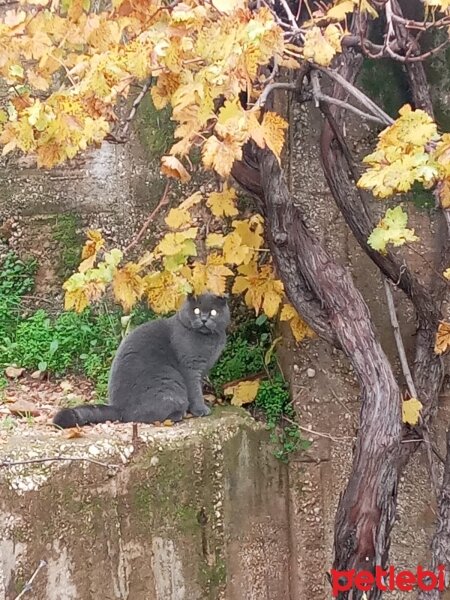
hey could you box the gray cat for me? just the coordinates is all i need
[53,293,230,428]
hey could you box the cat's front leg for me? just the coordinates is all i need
[185,373,211,417]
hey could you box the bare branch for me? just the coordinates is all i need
[277,0,298,30]
[121,77,153,138]
[314,66,393,125]
[124,181,171,254]
[310,71,387,125]
[255,82,297,108]
[383,278,417,399]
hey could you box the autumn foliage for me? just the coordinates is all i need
[1,0,450,357]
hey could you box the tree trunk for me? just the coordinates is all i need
[256,149,401,597]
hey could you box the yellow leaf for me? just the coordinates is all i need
[206,233,225,248]
[435,321,450,355]
[63,272,89,313]
[179,192,203,211]
[260,112,288,162]
[81,229,105,260]
[144,270,189,314]
[224,379,260,406]
[359,0,378,16]
[27,69,50,91]
[280,303,316,342]
[232,262,284,317]
[104,249,123,267]
[402,398,423,426]
[303,25,342,66]
[113,263,144,313]
[207,186,238,218]
[202,135,242,178]
[277,55,302,69]
[211,0,244,13]
[368,207,419,254]
[381,105,438,149]
[444,267,450,280]
[222,215,264,266]
[185,254,233,295]
[160,155,191,182]
[165,207,192,229]
[156,228,198,256]
[327,0,355,20]
[222,231,252,266]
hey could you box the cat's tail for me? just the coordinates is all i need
[53,404,121,428]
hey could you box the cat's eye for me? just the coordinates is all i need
[210,309,217,316]
[194,307,201,315]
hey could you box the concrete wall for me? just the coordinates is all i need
[0,409,292,600]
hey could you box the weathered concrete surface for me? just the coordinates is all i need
[0,408,292,600]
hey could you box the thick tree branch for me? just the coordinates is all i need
[257,149,401,589]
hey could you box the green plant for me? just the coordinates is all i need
[210,313,303,461]
[1,415,16,431]
[255,375,309,462]
[210,317,271,392]
[0,252,37,338]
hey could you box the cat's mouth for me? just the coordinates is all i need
[197,324,211,334]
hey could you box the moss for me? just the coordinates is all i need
[14,576,26,595]
[52,213,83,278]
[132,447,201,532]
[136,94,175,159]
[409,182,435,211]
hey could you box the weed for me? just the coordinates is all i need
[211,315,305,461]
[1,415,16,432]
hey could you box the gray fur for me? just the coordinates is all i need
[53,293,230,428]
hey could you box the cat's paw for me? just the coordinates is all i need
[190,404,211,417]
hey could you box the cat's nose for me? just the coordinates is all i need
[201,316,208,323]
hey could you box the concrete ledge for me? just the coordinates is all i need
[0,408,291,600]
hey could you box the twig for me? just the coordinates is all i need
[254,82,297,108]
[132,422,139,444]
[0,456,120,469]
[383,278,417,399]
[310,71,387,125]
[124,181,171,253]
[278,0,298,29]
[121,77,153,138]
[282,415,353,442]
[14,560,47,599]
[423,425,441,500]
[401,437,447,463]
[315,66,393,126]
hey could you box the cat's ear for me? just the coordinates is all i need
[217,294,228,305]
[187,292,196,302]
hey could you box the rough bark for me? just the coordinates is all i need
[232,150,339,347]
[418,430,450,600]
[257,150,401,597]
